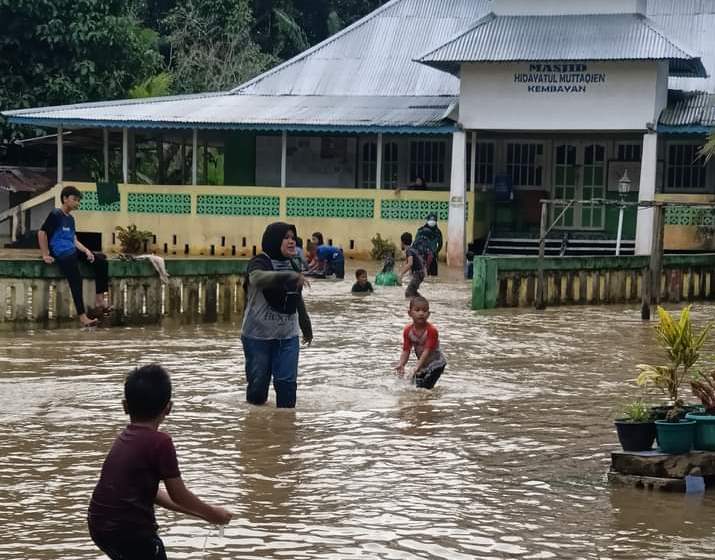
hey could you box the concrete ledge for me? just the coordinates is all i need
[611,450,715,478]
[607,471,686,492]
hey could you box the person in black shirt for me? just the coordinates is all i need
[399,232,425,298]
[351,269,374,294]
[38,185,111,327]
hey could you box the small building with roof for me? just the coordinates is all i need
[2,0,714,263]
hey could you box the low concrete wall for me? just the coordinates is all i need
[0,258,247,330]
[472,254,715,309]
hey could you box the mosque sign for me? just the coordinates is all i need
[513,63,608,94]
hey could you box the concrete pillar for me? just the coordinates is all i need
[447,129,467,268]
[122,127,129,184]
[103,128,109,181]
[192,128,198,185]
[470,131,477,193]
[57,126,63,185]
[635,132,658,255]
[376,133,383,189]
[281,131,287,188]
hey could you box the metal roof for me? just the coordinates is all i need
[417,13,706,78]
[659,90,715,131]
[233,0,490,97]
[4,94,457,133]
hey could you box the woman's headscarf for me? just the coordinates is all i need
[261,222,297,261]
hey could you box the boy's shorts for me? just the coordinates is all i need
[90,529,167,560]
[414,365,445,389]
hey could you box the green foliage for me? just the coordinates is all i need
[636,305,713,404]
[699,130,715,164]
[129,72,173,98]
[0,0,162,141]
[370,233,397,260]
[115,224,154,254]
[691,371,715,414]
[621,400,652,423]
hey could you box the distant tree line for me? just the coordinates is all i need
[0,0,387,145]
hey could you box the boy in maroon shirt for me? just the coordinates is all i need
[88,364,231,559]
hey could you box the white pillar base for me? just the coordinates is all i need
[447,130,467,268]
[635,132,658,255]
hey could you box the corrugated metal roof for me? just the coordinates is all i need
[4,94,456,132]
[659,90,715,127]
[417,13,706,77]
[233,0,491,96]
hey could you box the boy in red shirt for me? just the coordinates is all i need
[88,364,231,559]
[394,296,447,389]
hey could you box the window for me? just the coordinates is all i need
[617,143,642,161]
[667,144,706,190]
[507,143,543,187]
[383,142,399,188]
[360,141,377,188]
[466,142,495,186]
[409,140,447,184]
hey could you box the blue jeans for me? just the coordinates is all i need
[241,335,300,408]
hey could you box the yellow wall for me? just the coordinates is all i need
[656,193,715,251]
[72,182,475,260]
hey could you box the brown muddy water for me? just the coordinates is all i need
[2,269,715,559]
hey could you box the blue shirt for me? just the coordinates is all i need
[316,245,343,262]
[41,209,76,258]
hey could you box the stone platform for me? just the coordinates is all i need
[609,450,715,492]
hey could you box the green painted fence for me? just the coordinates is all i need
[472,254,715,310]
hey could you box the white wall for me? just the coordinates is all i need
[491,0,646,15]
[460,61,667,131]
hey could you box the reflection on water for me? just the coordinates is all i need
[2,269,715,559]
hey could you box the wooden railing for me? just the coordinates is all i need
[0,258,247,330]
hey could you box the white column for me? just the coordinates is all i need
[122,127,129,184]
[635,132,658,255]
[469,131,477,192]
[376,133,383,189]
[280,131,287,188]
[57,126,63,185]
[447,130,467,268]
[103,128,109,181]
[192,128,198,186]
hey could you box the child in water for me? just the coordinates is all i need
[87,364,231,559]
[351,269,374,293]
[394,296,447,389]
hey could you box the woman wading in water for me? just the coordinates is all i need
[241,222,312,408]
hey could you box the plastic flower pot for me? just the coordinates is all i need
[655,419,696,454]
[684,412,715,451]
[614,420,656,451]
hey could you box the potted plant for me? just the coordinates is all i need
[614,399,656,451]
[636,306,711,453]
[688,371,715,450]
[115,225,154,254]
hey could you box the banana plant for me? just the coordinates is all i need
[636,305,713,404]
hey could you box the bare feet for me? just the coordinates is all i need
[79,314,98,327]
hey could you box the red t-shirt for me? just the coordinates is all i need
[88,424,180,536]
[402,322,447,374]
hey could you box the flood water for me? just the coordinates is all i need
[2,267,715,559]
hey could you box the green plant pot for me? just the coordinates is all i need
[655,419,696,454]
[684,413,715,450]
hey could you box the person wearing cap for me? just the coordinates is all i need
[414,213,443,276]
[241,222,313,408]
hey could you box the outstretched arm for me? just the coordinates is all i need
[394,350,410,376]
[297,295,313,345]
[399,255,412,277]
[163,477,232,525]
[250,269,298,289]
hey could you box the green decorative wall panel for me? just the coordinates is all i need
[381,200,449,221]
[665,206,715,226]
[128,193,191,214]
[79,192,120,212]
[287,197,374,219]
[197,194,280,217]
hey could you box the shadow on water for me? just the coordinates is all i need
[2,268,715,558]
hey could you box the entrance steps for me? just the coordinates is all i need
[483,236,636,257]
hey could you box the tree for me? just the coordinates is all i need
[164,0,275,94]
[0,0,162,142]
